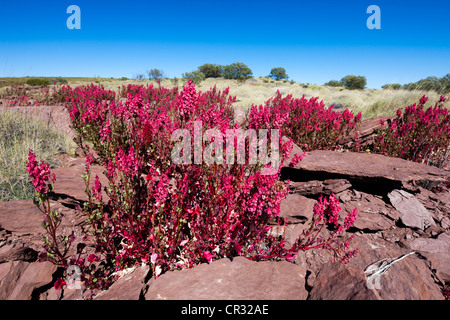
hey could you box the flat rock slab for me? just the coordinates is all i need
[94,265,150,300]
[288,150,450,184]
[145,257,308,300]
[388,189,436,230]
[279,193,316,223]
[408,231,450,282]
[309,262,381,300]
[0,200,44,236]
[288,179,352,196]
[0,260,56,300]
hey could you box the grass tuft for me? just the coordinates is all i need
[0,110,76,201]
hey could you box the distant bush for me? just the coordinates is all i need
[51,78,68,85]
[147,69,164,82]
[324,80,342,87]
[26,78,51,87]
[223,62,253,81]
[402,74,450,94]
[182,70,205,85]
[382,83,401,90]
[340,75,367,90]
[171,77,180,86]
[120,77,128,81]
[269,67,289,81]
[198,63,223,78]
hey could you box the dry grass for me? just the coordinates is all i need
[53,77,447,120]
[110,77,447,119]
[0,109,77,201]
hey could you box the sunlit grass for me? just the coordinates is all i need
[0,109,77,201]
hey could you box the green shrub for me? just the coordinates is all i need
[182,70,205,85]
[340,75,367,90]
[147,69,164,82]
[51,78,69,85]
[26,78,51,87]
[402,74,450,94]
[324,80,342,87]
[223,62,253,81]
[198,63,223,78]
[382,83,401,90]
[269,67,289,81]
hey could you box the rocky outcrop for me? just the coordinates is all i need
[145,257,308,300]
[388,189,436,230]
[284,149,450,185]
[1,141,449,300]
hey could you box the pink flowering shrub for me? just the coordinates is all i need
[371,95,450,169]
[2,84,54,106]
[247,91,362,151]
[27,80,358,295]
[26,150,70,266]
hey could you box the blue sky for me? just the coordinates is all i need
[0,0,449,88]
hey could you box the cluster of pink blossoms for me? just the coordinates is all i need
[26,150,56,194]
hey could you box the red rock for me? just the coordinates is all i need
[279,193,316,223]
[0,261,56,300]
[145,257,308,300]
[407,230,450,283]
[0,245,38,263]
[388,189,436,230]
[94,265,150,300]
[288,150,450,184]
[0,200,44,236]
[288,179,351,196]
[348,233,443,300]
[340,192,397,231]
[308,262,381,300]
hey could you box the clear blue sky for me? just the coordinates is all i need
[1,0,449,88]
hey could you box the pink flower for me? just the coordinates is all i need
[324,194,341,227]
[116,147,141,177]
[419,95,429,105]
[285,254,295,261]
[289,152,306,167]
[54,277,66,291]
[26,150,56,194]
[88,254,99,263]
[344,208,357,229]
[92,175,102,200]
[178,79,198,118]
[203,251,214,263]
